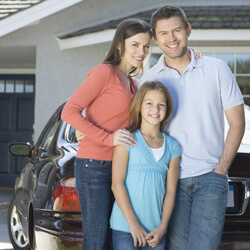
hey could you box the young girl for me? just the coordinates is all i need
[110,81,181,250]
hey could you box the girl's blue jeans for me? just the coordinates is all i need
[74,157,114,250]
[166,171,228,250]
[112,230,166,250]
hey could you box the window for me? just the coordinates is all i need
[65,125,77,143]
[15,80,25,93]
[150,52,250,106]
[206,53,250,106]
[6,80,14,93]
[0,76,35,93]
[39,112,62,152]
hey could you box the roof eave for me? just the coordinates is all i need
[57,28,250,50]
[0,0,84,38]
[56,29,116,50]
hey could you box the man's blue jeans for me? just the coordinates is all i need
[112,230,166,250]
[74,158,114,250]
[166,171,228,250]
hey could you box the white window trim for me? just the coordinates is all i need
[190,29,250,42]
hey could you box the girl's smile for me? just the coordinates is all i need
[141,90,167,127]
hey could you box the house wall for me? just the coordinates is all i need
[0,0,249,142]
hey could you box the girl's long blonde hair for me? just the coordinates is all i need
[128,81,173,133]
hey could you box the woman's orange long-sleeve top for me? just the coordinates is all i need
[61,64,137,161]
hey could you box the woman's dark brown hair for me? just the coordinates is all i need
[103,18,152,76]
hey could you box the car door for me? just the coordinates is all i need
[31,109,64,210]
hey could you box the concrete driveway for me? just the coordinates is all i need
[0,188,14,250]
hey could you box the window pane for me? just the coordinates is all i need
[0,80,4,92]
[40,113,61,151]
[25,80,34,93]
[67,126,77,143]
[237,76,250,106]
[237,54,250,74]
[16,80,24,93]
[215,53,234,72]
[205,53,213,57]
[6,80,14,93]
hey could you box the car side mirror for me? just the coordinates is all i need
[9,143,32,157]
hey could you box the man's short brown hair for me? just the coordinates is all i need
[151,5,188,36]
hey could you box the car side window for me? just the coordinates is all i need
[63,108,85,144]
[67,126,77,143]
[39,112,62,152]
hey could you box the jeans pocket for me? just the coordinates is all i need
[208,171,228,194]
[211,171,228,181]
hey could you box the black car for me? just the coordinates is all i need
[8,104,250,250]
[8,104,82,250]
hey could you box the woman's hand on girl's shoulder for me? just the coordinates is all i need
[114,128,137,147]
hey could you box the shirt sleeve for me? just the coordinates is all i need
[169,137,182,160]
[61,64,114,146]
[125,145,131,153]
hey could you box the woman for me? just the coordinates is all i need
[61,18,152,250]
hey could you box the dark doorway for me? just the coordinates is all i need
[0,75,35,187]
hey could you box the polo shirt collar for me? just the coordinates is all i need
[155,54,167,73]
[155,49,204,73]
[188,49,204,69]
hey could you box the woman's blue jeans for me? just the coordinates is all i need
[74,157,114,250]
[112,230,166,250]
[166,171,228,250]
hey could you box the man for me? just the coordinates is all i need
[137,5,245,250]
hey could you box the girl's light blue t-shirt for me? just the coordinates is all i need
[110,130,181,233]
